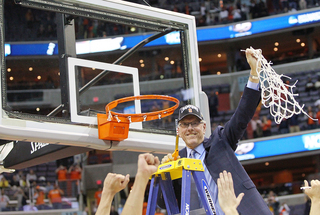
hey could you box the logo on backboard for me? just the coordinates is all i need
[30,142,49,154]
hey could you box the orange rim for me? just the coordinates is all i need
[105,95,180,123]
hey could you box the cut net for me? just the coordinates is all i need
[247,47,317,124]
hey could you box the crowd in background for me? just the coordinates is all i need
[4,0,320,91]
[4,0,320,43]
[0,159,82,212]
[209,72,320,140]
[2,1,320,214]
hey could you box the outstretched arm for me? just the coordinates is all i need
[217,171,244,215]
[121,153,160,215]
[223,48,262,148]
[304,179,320,215]
[96,173,130,215]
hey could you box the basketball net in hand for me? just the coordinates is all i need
[245,47,317,124]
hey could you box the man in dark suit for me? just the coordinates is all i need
[160,48,272,214]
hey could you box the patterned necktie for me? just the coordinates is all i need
[190,149,197,159]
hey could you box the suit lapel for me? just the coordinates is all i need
[179,147,187,158]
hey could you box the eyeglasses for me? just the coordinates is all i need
[179,121,203,128]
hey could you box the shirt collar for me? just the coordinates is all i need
[186,143,205,158]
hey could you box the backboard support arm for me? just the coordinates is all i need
[56,14,77,118]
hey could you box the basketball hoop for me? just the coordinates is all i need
[97,95,180,141]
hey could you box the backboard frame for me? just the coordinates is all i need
[0,0,209,153]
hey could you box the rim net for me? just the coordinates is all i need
[247,47,317,124]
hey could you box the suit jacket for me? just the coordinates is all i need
[158,87,271,215]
